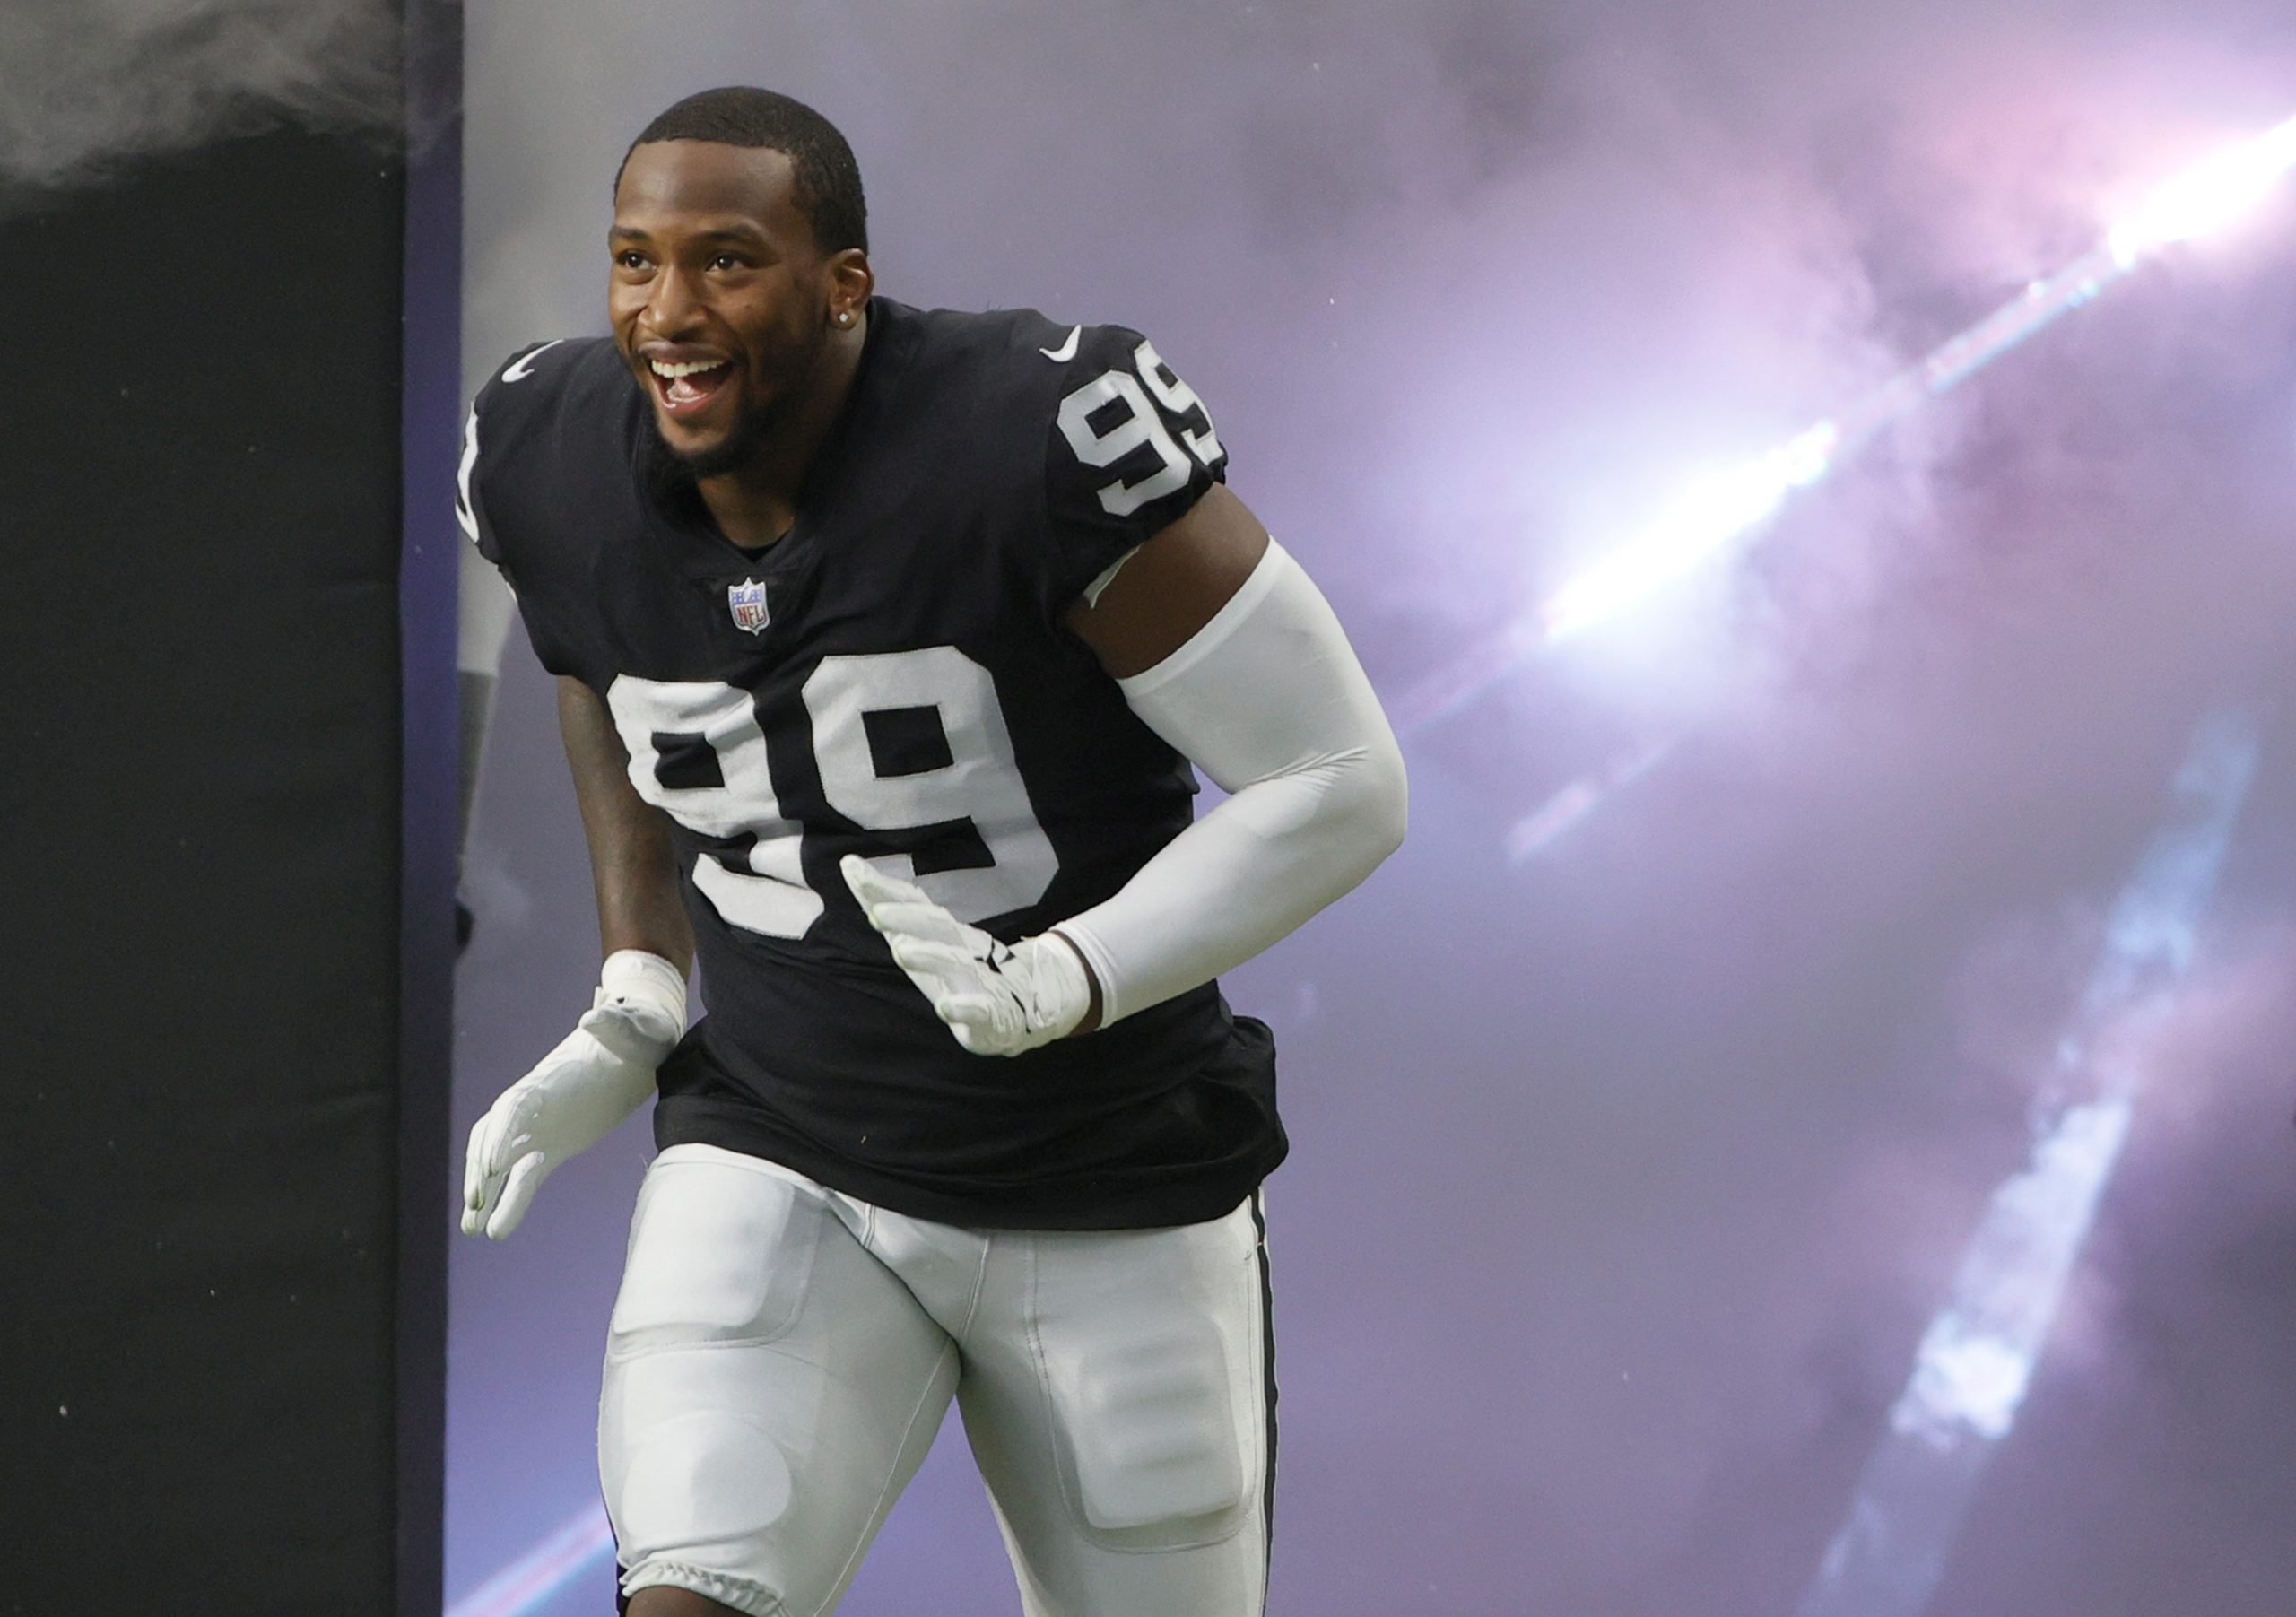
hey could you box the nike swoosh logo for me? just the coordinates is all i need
[502,339,566,382]
[1039,326,1081,361]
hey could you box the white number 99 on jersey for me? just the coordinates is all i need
[1056,340,1225,518]
[606,653,1058,943]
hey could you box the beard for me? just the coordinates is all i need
[635,323,835,501]
[649,388,778,482]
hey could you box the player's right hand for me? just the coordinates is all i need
[840,856,1093,1056]
[460,950,687,1240]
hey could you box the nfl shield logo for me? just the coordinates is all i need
[726,578,770,635]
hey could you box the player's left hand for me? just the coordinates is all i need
[840,855,1093,1056]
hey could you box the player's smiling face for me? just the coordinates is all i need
[608,141,857,478]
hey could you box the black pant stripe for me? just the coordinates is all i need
[1249,1189,1278,1611]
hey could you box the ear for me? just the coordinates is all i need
[826,248,874,326]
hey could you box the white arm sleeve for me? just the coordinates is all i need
[1053,539,1407,1026]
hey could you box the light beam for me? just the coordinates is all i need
[444,1501,614,1617]
[1793,704,2263,1617]
[1503,735,1680,861]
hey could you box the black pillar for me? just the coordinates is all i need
[1,6,453,1607]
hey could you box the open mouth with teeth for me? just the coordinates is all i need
[647,356,735,421]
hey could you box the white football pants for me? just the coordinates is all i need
[599,1143,1275,1616]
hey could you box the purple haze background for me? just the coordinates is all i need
[449,3,2296,1613]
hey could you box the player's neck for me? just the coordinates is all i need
[695,318,867,549]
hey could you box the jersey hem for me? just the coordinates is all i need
[651,1095,1288,1232]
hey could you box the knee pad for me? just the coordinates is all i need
[604,1379,798,1609]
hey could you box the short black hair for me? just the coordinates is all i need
[617,86,868,255]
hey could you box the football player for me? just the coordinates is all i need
[457,86,1405,1617]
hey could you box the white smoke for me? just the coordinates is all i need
[0,0,403,194]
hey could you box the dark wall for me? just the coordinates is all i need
[399,0,464,1605]
[2,111,436,1612]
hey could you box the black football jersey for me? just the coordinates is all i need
[457,297,1284,1229]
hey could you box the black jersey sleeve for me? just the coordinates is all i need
[454,339,595,677]
[1041,322,1229,604]
[452,393,503,566]
[454,340,569,570]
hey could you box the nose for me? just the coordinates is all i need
[640,264,703,335]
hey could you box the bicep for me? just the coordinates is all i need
[558,677,637,815]
[1063,483,1271,680]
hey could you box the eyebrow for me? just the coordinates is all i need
[608,222,771,246]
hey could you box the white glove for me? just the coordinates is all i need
[460,950,687,1239]
[840,855,1093,1057]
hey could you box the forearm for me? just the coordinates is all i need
[587,822,693,973]
[558,676,695,977]
[1054,541,1406,1026]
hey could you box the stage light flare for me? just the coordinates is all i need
[1541,424,1839,643]
[1395,109,2296,736]
[2108,113,2296,267]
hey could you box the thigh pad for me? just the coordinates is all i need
[607,1147,822,1355]
[1033,1218,1265,1551]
